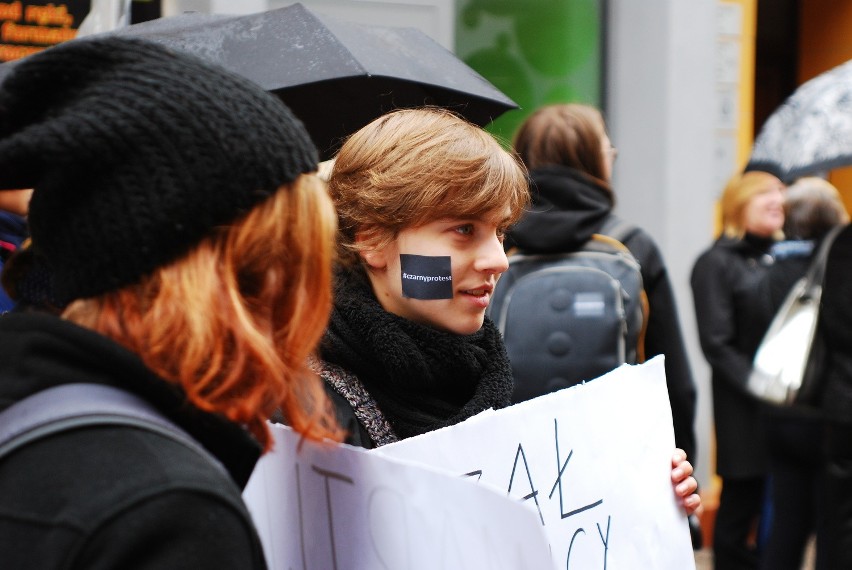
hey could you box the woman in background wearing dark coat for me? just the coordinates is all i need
[755,177,848,570]
[507,103,699,468]
[691,169,786,569]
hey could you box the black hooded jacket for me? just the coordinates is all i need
[0,311,267,569]
[506,165,698,463]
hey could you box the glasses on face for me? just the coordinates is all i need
[606,146,619,161]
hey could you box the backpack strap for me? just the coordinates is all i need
[594,218,649,362]
[597,216,641,245]
[803,224,844,296]
[0,383,228,477]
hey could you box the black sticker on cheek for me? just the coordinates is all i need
[400,254,453,300]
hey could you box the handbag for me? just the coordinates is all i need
[747,225,842,406]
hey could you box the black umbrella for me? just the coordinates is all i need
[0,3,517,160]
[747,58,852,183]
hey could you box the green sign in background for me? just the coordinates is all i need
[455,0,603,146]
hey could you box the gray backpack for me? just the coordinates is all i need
[489,220,648,403]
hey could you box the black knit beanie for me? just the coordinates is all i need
[0,36,318,303]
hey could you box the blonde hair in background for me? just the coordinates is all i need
[783,176,850,239]
[328,107,530,267]
[63,174,343,449]
[720,170,786,239]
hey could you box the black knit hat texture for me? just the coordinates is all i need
[0,36,318,303]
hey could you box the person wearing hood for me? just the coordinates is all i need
[0,37,341,568]
[506,103,699,469]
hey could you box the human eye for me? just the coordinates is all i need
[454,223,475,236]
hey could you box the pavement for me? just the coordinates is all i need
[694,548,712,569]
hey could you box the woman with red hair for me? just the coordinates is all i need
[0,37,340,568]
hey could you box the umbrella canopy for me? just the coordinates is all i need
[747,58,852,183]
[0,3,517,160]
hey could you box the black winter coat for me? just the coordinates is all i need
[691,233,775,479]
[0,312,267,569]
[819,224,852,425]
[752,239,825,479]
[506,166,698,462]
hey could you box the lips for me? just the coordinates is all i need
[462,283,493,297]
[461,284,494,309]
[464,288,488,297]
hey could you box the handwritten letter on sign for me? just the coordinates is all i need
[376,356,695,569]
[243,423,553,570]
[243,357,694,569]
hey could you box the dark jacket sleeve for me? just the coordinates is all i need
[624,229,698,463]
[272,382,376,448]
[690,246,754,396]
[325,383,376,449]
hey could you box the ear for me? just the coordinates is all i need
[356,231,389,269]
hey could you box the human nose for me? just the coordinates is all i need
[767,184,785,198]
[475,233,509,275]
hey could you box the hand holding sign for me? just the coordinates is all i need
[244,357,695,569]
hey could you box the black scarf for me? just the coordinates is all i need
[320,268,514,440]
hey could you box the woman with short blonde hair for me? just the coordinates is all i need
[330,107,530,267]
[720,170,787,239]
[691,168,786,568]
[319,107,529,448]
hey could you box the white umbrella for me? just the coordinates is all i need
[747,58,852,182]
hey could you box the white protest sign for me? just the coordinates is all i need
[375,356,695,569]
[243,422,554,570]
